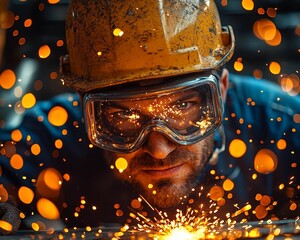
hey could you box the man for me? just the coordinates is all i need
[0,0,299,234]
[60,0,233,211]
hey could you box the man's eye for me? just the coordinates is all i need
[175,101,194,111]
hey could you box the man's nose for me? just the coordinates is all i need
[142,132,176,159]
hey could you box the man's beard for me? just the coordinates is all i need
[131,147,212,208]
[105,137,214,209]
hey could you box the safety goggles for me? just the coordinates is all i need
[83,72,223,153]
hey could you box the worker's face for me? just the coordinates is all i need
[103,70,229,208]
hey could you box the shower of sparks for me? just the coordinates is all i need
[129,195,239,239]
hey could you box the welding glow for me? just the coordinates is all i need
[160,226,205,240]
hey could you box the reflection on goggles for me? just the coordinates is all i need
[83,73,223,153]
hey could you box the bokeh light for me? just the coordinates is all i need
[14,86,23,98]
[43,168,62,191]
[234,58,244,72]
[260,195,271,206]
[253,19,276,40]
[265,30,281,46]
[241,0,254,11]
[276,139,286,150]
[36,168,63,198]
[0,69,16,89]
[36,198,60,220]
[34,79,43,91]
[293,114,300,123]
[253,69,263,79]
[0,10,15,29]
[223,179,234,191]
[18,186,34,204]
[252,18,282,47]
[11,129,22,142]
[290,202,297,211]
[269,62,281,75]
[255,204,268,219]
[10,153,23,170]
[0,185,9,202]
[254,149,278,174]
[48,106,68,126]
[113,28,124,37]
[31,222,40,231]
[131,199,141,209]
[38,45,51,59]
[55,139,63,149]
[209,185,224,201]
[31,143,41,156]
[115,157,128,173]
[266,8,277,18]
[234,62,243,72]
[0,220,13,232]
[21,93,36,109]
[279,74,300,96]
[229,139,247,158]
[56,39,64,47]
[24,19,32,28]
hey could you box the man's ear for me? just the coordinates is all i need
[220,68,229,102]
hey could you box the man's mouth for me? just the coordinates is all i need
[140,164,185,178]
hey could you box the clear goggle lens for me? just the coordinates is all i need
[83,73,223,153]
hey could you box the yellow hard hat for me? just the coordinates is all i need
[60,0,235,92]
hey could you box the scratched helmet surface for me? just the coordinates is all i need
[61,0,235,92]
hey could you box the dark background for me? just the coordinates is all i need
[0,0,299,125]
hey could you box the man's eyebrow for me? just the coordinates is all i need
[169,91,200,103]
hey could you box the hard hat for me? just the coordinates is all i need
[60,0,235,92]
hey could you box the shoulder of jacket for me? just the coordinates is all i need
[227,73,300,116]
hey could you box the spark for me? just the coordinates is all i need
[231,204,252,218]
